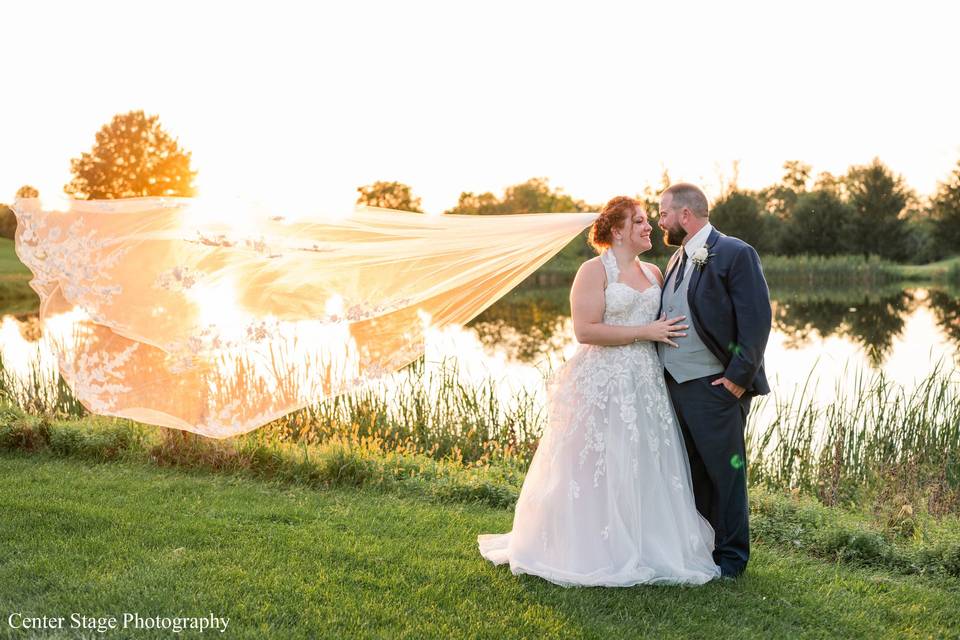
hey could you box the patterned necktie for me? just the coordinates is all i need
[673,249,689,292]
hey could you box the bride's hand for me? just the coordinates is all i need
[639,313,688,347]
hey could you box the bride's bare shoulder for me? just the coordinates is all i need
[573,256,605,288]
[576,256,603,277]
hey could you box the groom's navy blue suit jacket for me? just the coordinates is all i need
[659,228,772,396]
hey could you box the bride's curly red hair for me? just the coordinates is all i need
[588,196,641,253]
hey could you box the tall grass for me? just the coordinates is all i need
[761,254,900,286]
[0,348,547,467]
[540,253,960,288]
[746,362,960,514]
[948,259,960,285]
[254,356,546,466]
[529,253,905,286]
[2,347,959,514]
[0,347,86,418]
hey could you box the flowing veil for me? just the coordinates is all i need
[12,197,597,438]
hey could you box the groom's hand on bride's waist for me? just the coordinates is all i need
[711,377,745,398]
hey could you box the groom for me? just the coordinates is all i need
[656,183,771,579]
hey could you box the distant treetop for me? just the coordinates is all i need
[64,110,197,199]
[445,177,590,215]
[356,181,423,213]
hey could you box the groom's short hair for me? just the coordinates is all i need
[662,183,709,219]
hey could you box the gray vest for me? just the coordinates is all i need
[658,253,724,383]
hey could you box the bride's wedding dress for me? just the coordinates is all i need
[478,250,721,586]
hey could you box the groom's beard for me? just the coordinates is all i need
[661,223,687,247]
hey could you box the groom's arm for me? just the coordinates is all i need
[723,243,772,391]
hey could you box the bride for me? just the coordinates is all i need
[13,193,718,584]
[477,196,721,586]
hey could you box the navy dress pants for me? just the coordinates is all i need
[665,370,752,577]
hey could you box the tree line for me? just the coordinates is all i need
[357,160,960,264]
[708,160,960,263]
[2,110,958,264]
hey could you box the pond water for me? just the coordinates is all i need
[468,281,959,371]
[451,282,959,424]
[1,279,958,430]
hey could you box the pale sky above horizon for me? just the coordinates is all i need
[3,0,959,215]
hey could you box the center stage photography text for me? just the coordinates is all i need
[6,612,230,634]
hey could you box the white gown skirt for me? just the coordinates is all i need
[478,341,721,587]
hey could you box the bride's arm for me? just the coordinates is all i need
[570,259,686,347]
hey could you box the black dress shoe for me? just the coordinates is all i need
[720,566,745,580]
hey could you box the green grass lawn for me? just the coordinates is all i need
[0,238,30,276]
[0,238,38,310]
[1,451,958,639]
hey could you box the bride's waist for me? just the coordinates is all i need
[602,316,656,326]
[549,342,661,387]
[577,341,658,355]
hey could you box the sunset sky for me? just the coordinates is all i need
[3,0,959,215]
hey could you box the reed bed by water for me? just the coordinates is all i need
[254,356,546,466]
[760,255,900,286]
[2,349,959,514]
[948,260,960,284]
[528,254,906,288]
[766,281,911,304]
[0,348,86,418]
[746,363,960,515]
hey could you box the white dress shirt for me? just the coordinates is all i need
[673,223,714,281]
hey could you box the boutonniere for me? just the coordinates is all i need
[691,247,713,270]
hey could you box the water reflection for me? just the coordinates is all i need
[929,289,960,348]
[467,283,959,369]
[770,286,917,368]
[467,288,570,363]
[2,283,958,421]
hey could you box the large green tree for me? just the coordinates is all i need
[929,160,960,256]
[447,191,503,215]
[756,161,815,253]
[445,177,588,215]
[356,181,423,212]
[65,110,197,199]
[760,161,811,220]
[779,190,854,256]
[710,190,775,253]
[446,177,595,262]
[844,158,912,260]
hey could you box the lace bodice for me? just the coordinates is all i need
[599,250,661,327]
